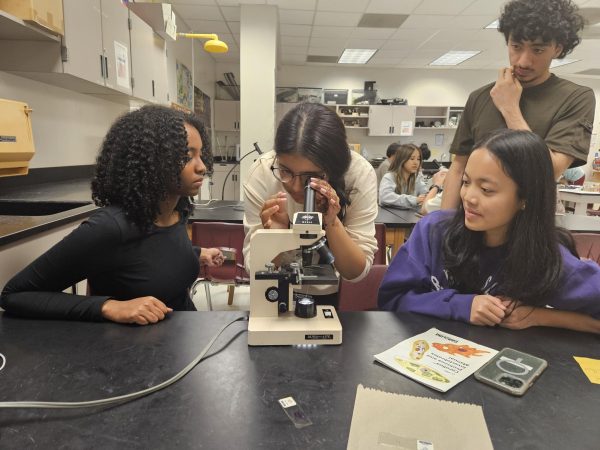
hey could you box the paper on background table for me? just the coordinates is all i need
[374,328,497,392]
[574,356,600,384]
[347,385,494,450]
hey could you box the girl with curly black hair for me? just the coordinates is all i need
[1,105,223,325]
[380,129,600,334]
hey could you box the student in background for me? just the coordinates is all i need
[379,129,600,334]
[379,144,437,210]
[442,0,595,209]
[375,142,401,186]
[243,102,378,306]
[419,167,448,215]
[1,105,223,325]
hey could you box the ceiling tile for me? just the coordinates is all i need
[267,0,316,10]
[169,0,215,4]
[317,0,370,13]
[172,5,224,20]
[281,45,308,55]
[345,38,387,48]
[460,0,505,15]
[448,15,498,30]
[279,9,314,25]
[311,26,354,38]
[368,56,404,65]
[306,47,343,56]
[281,35,310,46]
[412,0,475,15]
[279,24,312,37]
[400,15,451,29]
[185,19,231,33]
[351,27,397,39]
[309,37,348,48]
[390,28,439,41]
[281,53,307,63]
[220,6,240,21]
[365,0,422,14]
[374,49,411,58]
[314,11,362,27]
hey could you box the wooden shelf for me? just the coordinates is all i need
[0,10,60,42]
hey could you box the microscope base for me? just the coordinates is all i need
[248,306,342,346]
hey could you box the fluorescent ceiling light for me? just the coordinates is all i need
[485,19,499,29]
[550,58,580,68]
[429,51,481,66]
[338,49,377,64]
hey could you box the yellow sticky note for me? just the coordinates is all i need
[574,356,600,384]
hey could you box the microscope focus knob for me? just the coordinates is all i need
[265,262,275,273]
[265,286,279,302]
[295,297,317,319]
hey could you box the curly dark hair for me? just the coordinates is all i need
[498,0,584,58]
[92,105,212,232]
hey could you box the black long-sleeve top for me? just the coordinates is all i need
[1,206,200,321]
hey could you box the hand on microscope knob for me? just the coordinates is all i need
[310,178,340,228]
[200,247,225,267]
[260,191,290,229]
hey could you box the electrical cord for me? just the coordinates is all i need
[221,142,263,200]
[0,315,248,409]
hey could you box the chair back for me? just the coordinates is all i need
[374,223,386,264]
[572,233,600,264]
[338,264,388,311]
[191,222,248,282]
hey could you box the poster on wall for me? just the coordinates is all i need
[176,60,193,111]
[194,86,211,129]
[114,41,130,89]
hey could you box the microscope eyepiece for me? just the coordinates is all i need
[303,178,316,213]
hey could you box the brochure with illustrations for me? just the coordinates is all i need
[374,328,498,392]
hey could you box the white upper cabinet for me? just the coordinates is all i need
[368,105,416,136]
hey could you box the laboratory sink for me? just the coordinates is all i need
[0,200,93,216]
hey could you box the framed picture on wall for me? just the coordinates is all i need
[194,86,211,129]
[298,87,322,103]
[324,89,348,105]
[176,60,193,110]
[276,87,299,103]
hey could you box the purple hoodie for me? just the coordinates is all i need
[378,210,600,322]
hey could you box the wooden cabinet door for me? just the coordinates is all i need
[100,0,131,94]
[129,11,154,102]
[368,105,393,136]
[62,0,104,86]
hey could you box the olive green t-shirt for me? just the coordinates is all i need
[450,74,595,167]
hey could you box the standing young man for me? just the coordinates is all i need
[442,0,595,209]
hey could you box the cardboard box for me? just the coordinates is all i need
[0,99,35,177]
[0,0,64,36]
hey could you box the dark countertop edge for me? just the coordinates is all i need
[0,204,98,247]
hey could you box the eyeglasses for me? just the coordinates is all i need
[270,165,325,185]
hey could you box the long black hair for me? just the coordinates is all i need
[442,129,576,306]
[498,0,584,58]
[275,102,351,219]
[92,105,212,232]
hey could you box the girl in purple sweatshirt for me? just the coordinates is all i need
[378,129,600,334]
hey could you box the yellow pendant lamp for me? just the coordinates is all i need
[177,33,229,53]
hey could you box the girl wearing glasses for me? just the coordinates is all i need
[243,102,378,306]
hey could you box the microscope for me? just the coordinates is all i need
[247,182,342,346]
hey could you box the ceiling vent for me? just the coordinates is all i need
[306,55,339,63]
[358,14,408,28]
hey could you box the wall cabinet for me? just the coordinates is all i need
[129,11,167,103]
[324,104,369,129]
[62,0,131,95]
[368,105,416,136]
[214,100,240,132]
[211,163,240,201]
[0,0,171,102]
